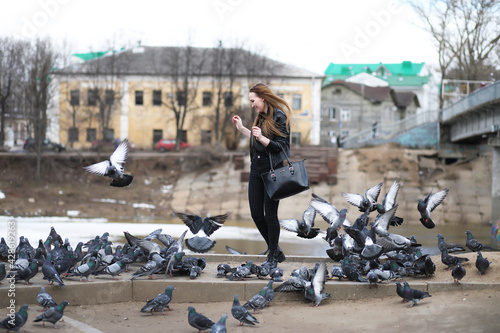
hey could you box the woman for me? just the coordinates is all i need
[232,83,292,268]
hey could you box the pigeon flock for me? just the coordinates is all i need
[0,175,497,331]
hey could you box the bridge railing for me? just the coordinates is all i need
[442,80,500,123]
[340,110,440,149]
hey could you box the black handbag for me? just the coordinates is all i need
[261,144,310,201]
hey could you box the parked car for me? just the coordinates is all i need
[156,138,191,152]
[90,139,135,152]
[23,137,66,152]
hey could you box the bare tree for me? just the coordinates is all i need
[409,0,500,108]
[24,38,57,179]
[0,37,27,148]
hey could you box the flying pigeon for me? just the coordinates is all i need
[83,138,133,187]
[465,230,492,252]
[279,205,320,239]
[140,286,176,315]
[475,251,491,276]
[452,263,466,285]
[403,281,431,307]
[309,193,350,245]
[231,294,259,326]
[210,313,228,333]
[187,306,215,332]
[373,178,404,226]
[33,301,69,328]
[341,181,383,212]
[37,286,58,311]
[437,234,465,253]
[441,249,469,270]
[0,304,29,332]
[304,262,330,306]
[417,188,449,229]
[174,211,229,253]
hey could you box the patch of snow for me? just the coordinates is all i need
[144,179,152,185]
[0,190,5,199]
[92,198,127,205]
[132,203,156,209]
[67,210,80,217]
[161,184,173,194]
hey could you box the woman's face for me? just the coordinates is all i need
[249,92,267,114]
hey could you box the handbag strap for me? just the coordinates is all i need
[266,143,294,178]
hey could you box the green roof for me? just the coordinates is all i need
[323,61,430,87]
[72,51,110,61]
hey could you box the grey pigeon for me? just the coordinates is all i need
[465,230,492,252]
[0,303,29,332]
[243,288,267,312]
[452,263,466,284]
[437,233,465,253]
[42,254,65,286]
[67,256,97,282]
[310,193,350,244]
[475,251,491,276]
[372,205,399,237]
[175,211,229,253]
[33,300,69,328]
[124,231,162,255]
[274,275,308,293]
[10,259,39,285]
[225,261,252,281]
[373,177,404,226]
[417,188,449,229]
[0,262,6,284]
[83,138,133,187]
[395,282,405,302]
[279,205,320,239]
[304,262,330,306]
[341,181,383,212]
[187,306,214,332]
[367,270,379,288]
[225,245,247,255]
[189,265,203,279]
[131,256,166,280]
[326,235,345,261]
[330,265,345,280]
[140,286,175,315]
[403,281,431,307]
[165,251,185,277]
[210,313,228,333]
[263,280,275,306]
[269,266,284,282]
[250,262,270,279]
[441,249,469,270]
[231,294,259,326]
[94,259,127,280]
[37,286,57,310]
[216,263,234,277]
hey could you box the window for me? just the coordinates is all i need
[105,90,114,105]
[291,132,301,146]
[103,128,114,142]
[333,88,342,95]
[292,94,302,110]
[201,130,212,144]
[224,91,233,107]
[153,129,163,145]
[202,91,212,106]
[180,130,187,143]
[176,90,187,106]
[70,90,80,106]
[86,128,97,142]
[68,127,78,142]
[340,108,351,121]
[87,89,97,106]
[328,130,336,137]
[153,90,162,106]
[322,107,336,120]
[135,91,143,105]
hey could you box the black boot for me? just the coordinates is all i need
[262,250,279,269]
[277,246,286,263]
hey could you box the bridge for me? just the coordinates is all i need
[341,80,500,224]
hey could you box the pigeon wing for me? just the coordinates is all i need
[83,161,110,176]
[203,213,229,236]
[426,188,449,213]
[175,212,204,234]
[341,192,366,210]
[365,181,383,204]
[279,219,300,233]
[373,204,398,232]
[382,178,400,211]
[109,138,129,171]
[302,205,316,229]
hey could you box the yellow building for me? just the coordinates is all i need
[49,46,323,150]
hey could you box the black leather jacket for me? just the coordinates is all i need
[250,109,291,169]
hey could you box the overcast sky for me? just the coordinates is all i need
[1,0,438,74]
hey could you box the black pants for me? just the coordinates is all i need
[248,155,283,253]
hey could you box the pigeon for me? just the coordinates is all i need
[0,237,9,260]
[189,265,203,279]
[231,294,259,326]
[210,313,228,333]
[340,256,367,282]
[367,270,379,288]
[465,230,492,252]
[131,256,166,280]
[304,262,330,306]
[371,205,399,237]
[37,286,58,311]
[269,266,284,282]
[417,188,449,229]
[403,281,431,307]
[10,259,39,285]
[360,235,383,261]
[341,181,383,212]
[140,286,176,315]
[330,265,345,280]
[475,251,491,276]
[279,205,320,239]
[33,301,69,328]
[0,262,6,284]
[175,212,229,253]
[424,256,437,277]
[243,288,268,313]
[309,194,350,244]
[441,249,469,270]
[395,282,406,302]
[437,234,465,253]
[124,231,162,256]
[187,306,215,332]
[273,274,308,293]
[263,280,275,306]
[93,259,127,280]
[42,253,65,286]
[225,261,252,281]
[67,256,97,282]
[216,263,234,277]
[0,304,29,332]
[452,263,466,285]
[374,178,404,226]
[83,138,133,187]
[225,245,247,255]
